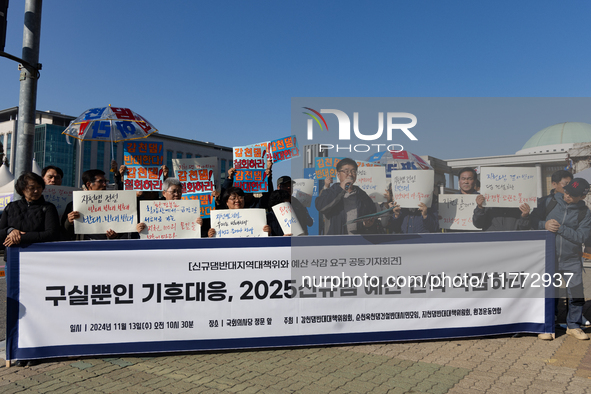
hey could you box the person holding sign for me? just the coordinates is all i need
[386,184,439,234]
[458,167,479,195]
[266,190,293,236]
[315,158,378,235]
[0,172,60,248]
[277,176,313,235]
[208,187,271,237]
[221,160,274,210]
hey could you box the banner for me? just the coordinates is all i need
[438,194,480,231]
[43,185,76,219]
[480,167,538,208]
[390,170,435,208]
[272,202,304,236]
[233,143,269,193]
[210,209,268,238]
[73,190,137,234]
[0,192,13,212]
[172,158,217,218]
[5,231,554,361]
[139,200,201,239]
[123,141,164,191]
[269,135,299,163]
[315,158,381,180]
[292,179,314,208]
[356,166,387,203]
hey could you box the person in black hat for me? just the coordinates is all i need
[540,177,591,341]
[277,175,313,235]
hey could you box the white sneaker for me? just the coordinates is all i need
[567,328,589,340]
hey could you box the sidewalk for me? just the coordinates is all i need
[1,272,591,393]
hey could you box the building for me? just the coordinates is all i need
[0,107,233,187]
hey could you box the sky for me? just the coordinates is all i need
[2,1,591,177]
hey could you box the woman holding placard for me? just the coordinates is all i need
[207,187,271,237]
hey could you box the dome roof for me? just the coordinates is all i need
[521,122,591,150]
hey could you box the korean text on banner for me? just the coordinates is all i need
[391,170,434,208]
[73,190,137,234]
[292,179,314,208]
[211,208,268,238]
[123,141,164,191]
[139,200,201,239]
[233,143,269,193]
[172,157,217,218]
[480,167,538,208]
[315,157,342,180]
[269,135,299,163]
[0,192,13,212]
[356,167,387,203]
[438,194,481,231]
[272,202,304,236]
[43,185,76,219]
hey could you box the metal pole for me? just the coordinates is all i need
[13,0,42,190]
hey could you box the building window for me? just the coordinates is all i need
[83,141,92,173]
[97,141,105,174]
[167,150,173,177]
[186,153,192,158]
[177,152,183,159]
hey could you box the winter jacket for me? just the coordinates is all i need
[0,196,60,244]
[472,207,530,231]
[390,207,439,234]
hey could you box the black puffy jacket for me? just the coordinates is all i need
[0,196,60,244]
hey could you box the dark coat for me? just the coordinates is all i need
[0,196,60,244]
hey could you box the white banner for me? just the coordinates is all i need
[43,185,76,219]
[272,202,304,236]
[480,167,538,208]
[8,232,552,359]
[139,200,201,239]
[210,209,268,237]
[438,194,480,231]
[356,167,387,203]
[73,190,138,234]
[292,179,313,208]
[390,170,434,208]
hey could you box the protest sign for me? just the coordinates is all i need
[269,135,299,163]
[438,194,480,231]
[139,200,201,239]
[211,209,268,238]
[480,167,538,208]
[356,166,387,203]
[43,185,76,219]
[390,170,434,208]
[123,141,164,191]
[73,190,137,234]
[0,192,13,212]
[172,158,217,218]
[292,179,314,207]
[315,158,381,180]
[233,143,269,193]
[272,202,304,236]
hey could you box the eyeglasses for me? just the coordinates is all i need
[165,189,182,195]
[228,196,245,201]
[25,185,42,192]
[339,169,357,176]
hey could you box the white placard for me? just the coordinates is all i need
[73,190,138,234]
[139,200,201,239]
[272,202,304,236]
[292,179,314,207]
[356,166,387,203]
[480,167,538,208]
[390,170,434,208]
[43,185,76,219]
[210,208,268,238]
[438,194,481,231]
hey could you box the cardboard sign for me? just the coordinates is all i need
[233,143,269,193]
[356,167,388,203]
[210,209,268,238]
[480,167,538,208]
[43,185,76,219]
[139,200,201,239]
[292,179,314,208]
[390,170,434,208]
[172,158,217,218]
[73,190,137,234]
[123,141,164,191]
[438,194,480,231]
[269,135,299,163]
[272,202,304,236]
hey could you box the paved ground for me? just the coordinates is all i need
[2,265,591,393]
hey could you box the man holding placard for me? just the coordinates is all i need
[277,176,313,235]
[315,158,377,235]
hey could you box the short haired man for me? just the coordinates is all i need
[42,165,63,186]
[540,178,591,340]
[277,175,313,235]
[315,158,377,235]
[61,170,120,240]
[457,167,478,195]
[529,170,574,231]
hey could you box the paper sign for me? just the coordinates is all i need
[73,190,137,234]
[390,170,434,208]
[210,209,268,238]
[292,179,314,207]
[123,141,164,191]
[356,167,387,203]
[315,157,381,180]
[172,158,217,218]
[272,202,304,236]
[139,200,201,239]
[182,193,215,219]
[269,135,299,163]
[233,143,269,193]
[480,167,538,208]
[43,185,76,219]
[438,194,480,231]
